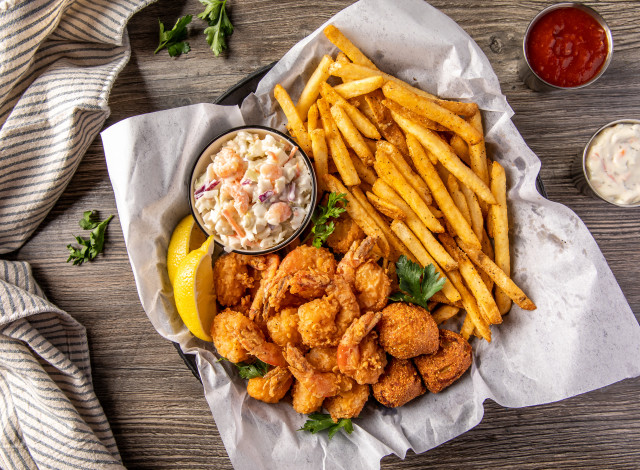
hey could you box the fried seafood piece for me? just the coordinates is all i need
[413,329,472,393]
[284,344,340,398]
[266,307,304,349]
[326,213,365,254]
[247,366,293,404]
[211,309,251,363]
[213,253,254,306]
[324,380,370,423]
[247,253,280,320]
[337,311,387,385]
[306,346,339,373]
[354,261,392,311]
[337,236,378,287]
[292,380,324,414]
[297,276,360,348]
[372,358,426,408]
[377,303,439,359]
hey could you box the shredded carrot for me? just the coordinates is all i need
[222,207,246,238]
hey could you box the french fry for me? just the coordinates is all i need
[363,91,411,156]
[467,111,490,186]
[447,174,472,227]
[351,187,415,262]
[296,55,333,119]
[324,174,390,257]
[366,191,406,221]
[307,103,319,133]
[447,269,491,342]
[310,129,328,189]
[274,84,313,156]
[460,313,475,340]
[490,161,512,314]
[392,110,497,205]
[439,233,502,325]
[428,206,444,219]
[390,220,460,303]
[450,134,471,166]
[382,81,483,145]
[431,305,461,325]
[406,134,481,249]
[378,140,432,205]
[334,76,385,99]
[320,82,381,139]
[431,291,463,308]
[460,182,484,242]
[336,51,351,65]
[323,25,379,70]
[372,179,457,272]
[480,227,495,292]
[317,98,360,186]
[328,61,478,117]
[382,98,448,132]
[351,152,377,185]
[331,104,375,166]
[374,144,444,233]
[456,238,536,311]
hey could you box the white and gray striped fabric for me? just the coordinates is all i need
[0,0,155,254]
[0,260,125,469]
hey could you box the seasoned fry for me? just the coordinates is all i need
[350,152,377,186]
[310,129,328,189]
[489,161,513,314]
[392,110,497,205]
[431,305,460,325]
[374,144,444,233]
[450,134,470,166]
[320,82,381,140]
[372,179,457,272]
[406,134,481,249]
[296,55,334,119]
[446,174,472,227]
[382,81,483,145]
[331,104,375,166]
[366,191,406,221]
[459,313,475,340]
[447,269,491,342]
[307,103,319,133]
[382,98,448,132]
[274,84,313,156]
[336,51,350,65]
[324,174,390,257]
[467,111,490,186]
[439,234,502,325]
[390,220,460,303]
[460,182,484,242]
[328,61,479,116]
[379,140,432,205]
[334,76,385,99]
[431,291,463,308]
[323,25,379,70]
[364,91,411,156]
[317,98,360,186]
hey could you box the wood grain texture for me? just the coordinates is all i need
[7,0,640,468]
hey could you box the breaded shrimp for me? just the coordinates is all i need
[292,380,324,414]
[266,307,304,349]
[326,213,365,254]
[336,236,378,287]
[211,309,251,363]
[213,254,254,307]
[353,261,392,312]
[337,311,387,385]
[378,303,439,359]
[324,380,370,423]
[284,344,339,398]
[247,366,293,404]
[372,358,426,408]
[232,314,287,368]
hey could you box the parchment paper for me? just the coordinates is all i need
[100,0,640,468]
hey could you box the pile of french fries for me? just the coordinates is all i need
[273,25,536,342]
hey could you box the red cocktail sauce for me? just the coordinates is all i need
[526,7,608,88]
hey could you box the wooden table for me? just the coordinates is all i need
[8,0,640,468]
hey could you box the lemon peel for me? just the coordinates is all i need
[167,215,207,285]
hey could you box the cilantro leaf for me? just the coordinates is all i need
[66,212,114,265]
[308,192,348,248]
[198,0,234,56]
[299,413,353,439]
[389,255,446,310]
[155,15,192,56]
[218,357,269,379]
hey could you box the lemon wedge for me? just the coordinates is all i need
[173,235,217,341]
[167,215,207,285]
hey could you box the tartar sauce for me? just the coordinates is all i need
[585,122,640,205]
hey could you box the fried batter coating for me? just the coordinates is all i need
[378,303,439,359]
[413,329,472,393]
[326,214,365,254]
[292,380,324,414]
[211,309,251,363]
[284,344,340,398]
[372,358,426,408]
[337,311,387,385]
[247,366,293,404]
[306,347,339,373]
[354,261,392,311]
[324,381,370,423]
[266,307,304,349]
[213,254,254,306]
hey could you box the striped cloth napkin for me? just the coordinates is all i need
[0,0,154,254]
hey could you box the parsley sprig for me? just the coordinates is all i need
[66,211,114,265]
[198,0,234,56]
[309,192,348,248]
[299,413,353,439]
[389,255,446,310]
[155,15,193,57]
[219,358,269,379]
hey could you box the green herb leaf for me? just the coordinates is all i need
[155,15,192,56]
[66,212,114,265]
[235,359,269,379]
[198,0,234,56]
[389,255,446,310]
[299,413,353,439]
[309,192,348,248]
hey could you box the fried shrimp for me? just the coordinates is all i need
[266,307,305,349]
[247,366,293,404]
[326,213,365,254]
[233,315,287,368]
[337,311,387,385]
[354,261,392,312]
[337,236,378,287]
[378,303,439,359]
[211,309,251,363]
[292,380,324,414]
[284,344,339,398]
[324,380,370,423]
[213,253,280,308]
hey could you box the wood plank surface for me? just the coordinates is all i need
[8,0,640,468]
